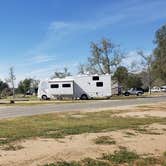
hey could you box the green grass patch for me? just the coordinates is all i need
[44,161,81,166]
[102,148,139,164]
[0,100,85,107]
[93,136,116,145]
[0,110,165,145]
[111,95,145,100]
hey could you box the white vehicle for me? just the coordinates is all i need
[38,75,112,100]
[151,86,161,93]
[161,86,166,92]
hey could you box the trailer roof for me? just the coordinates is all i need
[47,74,111,82]
[48,78,74,83]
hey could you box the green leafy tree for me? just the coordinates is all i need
[153,24,166,83]
[31,79,40,95]
[0,80,10,98]
[113,66,128,87]
[126,74,143,89]
[17,78,33,96]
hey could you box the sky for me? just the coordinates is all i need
[0,0,166,83]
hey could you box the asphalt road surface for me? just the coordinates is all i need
[0,96,166,119]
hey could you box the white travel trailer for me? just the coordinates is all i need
[38,74,111,100]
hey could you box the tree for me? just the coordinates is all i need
[126,74,143,89]
[6,67,16,99]
[17,78,32,96]
[138,71,149,90]
[101,39,123,73]
[153,24,166,83]
[0,80,10,98]
[137,50,153,94]
[31,79,40,95]
[51,67,71,79]
[113,66,143,90]
[113,66,128,87]
[79,38,124,74]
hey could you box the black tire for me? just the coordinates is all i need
[124,92,130,96]
[137,92,142,96]
[80,94,88,100]
[42,95,48,100]
[106,96,112,99]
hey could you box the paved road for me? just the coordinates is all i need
[0,96,166,119]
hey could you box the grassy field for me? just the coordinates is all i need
[1,104,166,166]
[0,109,166,145]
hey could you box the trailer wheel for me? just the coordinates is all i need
[80,94,88,100]
[137,92,142,96]
[124,92,130,96]
[42,95,48,100]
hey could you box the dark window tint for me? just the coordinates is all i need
[62,84,71,88]
[50,84,59,88]
[96,82,103,87]
[92,76,99,81]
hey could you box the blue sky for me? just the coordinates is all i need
[0,0,166,82]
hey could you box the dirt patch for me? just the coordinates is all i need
[0,133,117,166]
[115,110,166,118]
[0,126,166,166]
[111,102,166,118]
[148,123,166,130]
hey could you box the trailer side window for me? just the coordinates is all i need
[92,76,99,81]
[62,84,71,88]
[96,82,103,87]
[50,84,59,88]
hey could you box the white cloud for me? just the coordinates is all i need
[122,50,151,72]
[29,54,55,64]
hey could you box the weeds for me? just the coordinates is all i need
[44,161,81,166]
[124,131,136,136]
[93,136,116,145]
[134,127,162,135]
[102,148,139,164]
[44,158,110,166]
[2,144,24,151]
